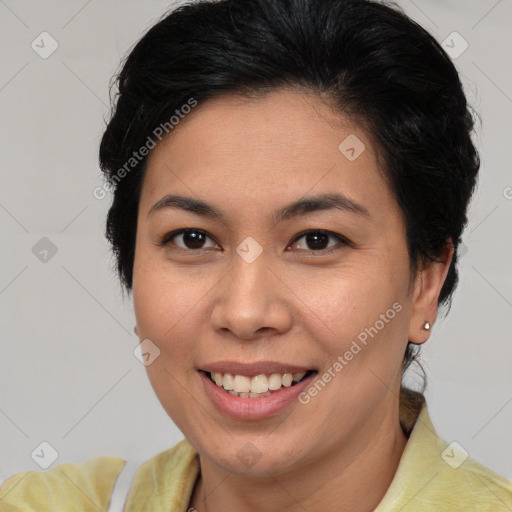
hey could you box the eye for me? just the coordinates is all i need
[288,229,350,254]
[159,228,219,251]
[159,228,350,254]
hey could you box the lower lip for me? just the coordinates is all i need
[198,370,317,420]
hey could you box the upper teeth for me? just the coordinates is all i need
[211,372,307,393]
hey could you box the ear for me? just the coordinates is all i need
[408,238,454,344]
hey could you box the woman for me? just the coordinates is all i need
[1,0,511,510]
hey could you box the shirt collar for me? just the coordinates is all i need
[375,391,444,510]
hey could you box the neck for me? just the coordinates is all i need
[189,398,411,512]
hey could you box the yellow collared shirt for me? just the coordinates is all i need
[1,401,511,511]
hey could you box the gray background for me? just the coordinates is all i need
[1,0,511,483]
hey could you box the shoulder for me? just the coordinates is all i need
[428,451,512,510]
[0,455,126,511]
[0,439,200,511]
[378,394,512,511]
[425,414,512,510]
[125,438,200,510]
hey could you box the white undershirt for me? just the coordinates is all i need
[107,460,142,512]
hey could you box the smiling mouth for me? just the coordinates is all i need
[202,370,317,398]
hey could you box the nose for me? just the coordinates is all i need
[209,253,293,340]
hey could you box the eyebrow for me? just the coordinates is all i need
[147,192,371,223]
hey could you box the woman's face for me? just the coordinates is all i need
[133,89,431,475]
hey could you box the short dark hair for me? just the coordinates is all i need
[99,0,480,386]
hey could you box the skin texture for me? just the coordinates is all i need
[132,89,453,512]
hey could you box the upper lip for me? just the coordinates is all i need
[198,361,315,377]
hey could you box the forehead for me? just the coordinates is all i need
[141,89,399,225]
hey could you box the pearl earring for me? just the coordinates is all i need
[422,321,431,331]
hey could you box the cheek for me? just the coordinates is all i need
[312,260,410,364]
[132,260,202,427]
[132,252,213,359]
[318,264,401,322]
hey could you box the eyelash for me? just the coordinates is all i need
[158,228,350,255]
